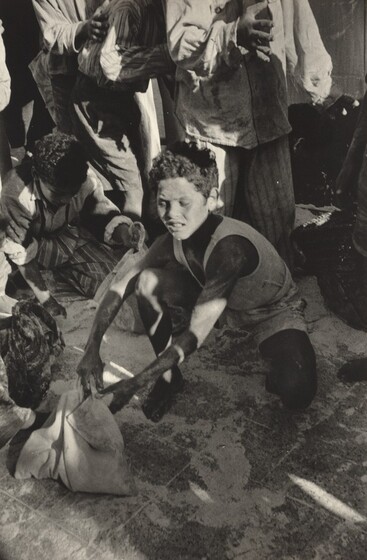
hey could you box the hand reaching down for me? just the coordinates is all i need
[77,349,105,398]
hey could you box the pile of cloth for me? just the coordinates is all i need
[4,300,64,409]
[292,207,367,331]
[289,95,361,207]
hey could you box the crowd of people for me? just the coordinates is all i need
[0,1,365,447]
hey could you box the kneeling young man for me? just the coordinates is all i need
[77,143,317,420]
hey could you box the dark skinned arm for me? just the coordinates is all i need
[98,235,258,408]
[76,234,172,395]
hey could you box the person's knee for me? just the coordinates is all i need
[135,269,159,301]
[260,329,317,410]
[277,362,317,410]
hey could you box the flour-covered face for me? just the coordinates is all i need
[157,177,216,240]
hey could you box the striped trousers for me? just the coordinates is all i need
[207,135,295,266]
[37,229,120,299]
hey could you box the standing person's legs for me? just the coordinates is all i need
[25,89,54,155]
[50,74,77,134]
[135,83,162,238]
[135,83,161,181]
[157,77,184,146]
[70,74,143,219]
[202,142,239,217]
[234,135,295,267]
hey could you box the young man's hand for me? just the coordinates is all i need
[77,349,105,397]
[237,0,273,61]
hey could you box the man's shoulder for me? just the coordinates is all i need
[3,163,33,192]
[76,169,104,202]
[2,163,35,205]
[0,163,37,225]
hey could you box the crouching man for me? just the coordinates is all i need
[0,132,141,317]
[77,143,317,420]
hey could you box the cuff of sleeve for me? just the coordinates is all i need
[226,19,245,67]
[314,82,343,109]
[104,215,133,245]
[2,238,38,265]
[72,22,85,53]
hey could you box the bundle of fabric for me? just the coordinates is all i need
[292,207,367,331]
[5,301,64,409]
[289,95,361,206]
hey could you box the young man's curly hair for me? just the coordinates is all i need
[32,132,88,192]
[149,142,218,198]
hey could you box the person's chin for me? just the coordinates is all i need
[166,224,189,240]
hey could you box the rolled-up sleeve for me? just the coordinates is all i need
[286,0,333,104]
[32,0,83,55]
[166,0,242,76]
[101,42,175,83]
[100,3,175,83]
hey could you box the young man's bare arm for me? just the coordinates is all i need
[76,233,173,394]
[99,235,256,404]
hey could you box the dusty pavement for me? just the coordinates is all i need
[0,274,367,560]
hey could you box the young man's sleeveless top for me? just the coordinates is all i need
[172,217,296,311]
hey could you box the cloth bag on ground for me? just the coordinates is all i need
[14,388,136,496]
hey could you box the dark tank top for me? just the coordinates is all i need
[173,217,295,311]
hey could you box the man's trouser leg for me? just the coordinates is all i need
[234,135,295,266]
[70,74,143,217]
[207,136,295,266]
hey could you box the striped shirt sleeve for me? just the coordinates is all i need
[100,1,175,83]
